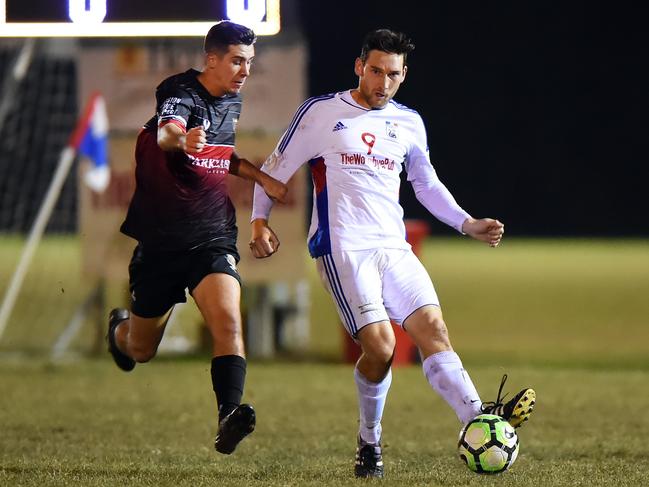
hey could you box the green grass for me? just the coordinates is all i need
[421,238,649,368]
[0,235,88,353]
[2,235,648,368]
[1,360,648,486]
[310,238,649,368]
[1,236,648,485]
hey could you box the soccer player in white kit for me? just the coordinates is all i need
[250,29,536,478]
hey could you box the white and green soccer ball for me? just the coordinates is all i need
[458,414,519,474]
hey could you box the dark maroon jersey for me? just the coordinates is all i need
[121,69,241,253]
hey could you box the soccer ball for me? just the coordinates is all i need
[458,414,519,474]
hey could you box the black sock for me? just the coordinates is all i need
[211,355,247,421]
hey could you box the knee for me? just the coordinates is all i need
[207,316,243,343]
[425,316,452,350]
[364,334,396,364]
[429,316,449,340]
[222,317,243,340]
[405,309,453,356]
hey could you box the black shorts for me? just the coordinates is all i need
[127,243,241,318]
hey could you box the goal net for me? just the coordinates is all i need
[0,36,312,360]
[0,41,97,358]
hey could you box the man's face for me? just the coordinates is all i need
[354,50,407,109]
[206,43,255,96]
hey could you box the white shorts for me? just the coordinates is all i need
[316,248,439,338]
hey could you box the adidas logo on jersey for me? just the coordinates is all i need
[333,121,348,131]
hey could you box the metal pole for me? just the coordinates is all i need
[0,38,36,136]
[0,147,76,341]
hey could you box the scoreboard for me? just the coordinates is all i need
[0,0,280,36]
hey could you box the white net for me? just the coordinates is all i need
[0,35,311,359]
[0,41,100,357]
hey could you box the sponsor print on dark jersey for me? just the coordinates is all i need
[187,145,234,174]
[120,70,241,252]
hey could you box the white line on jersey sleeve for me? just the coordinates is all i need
[251,100,323,221]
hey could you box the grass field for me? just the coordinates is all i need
[2,236,648,366]
[1,360,648,486]
[1,236,648,485]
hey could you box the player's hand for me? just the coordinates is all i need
[462,217,504,247]
[184,126,206,153]
[261,175,289,204]
[249,219,281,258]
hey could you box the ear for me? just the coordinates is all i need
[354,57,364,77]
[205,52,221,69]
[401,65,408,82]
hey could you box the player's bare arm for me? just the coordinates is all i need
[229,153,288,203]
[157,123,206,153]
[462,217,505,247]
[249,218,280,258]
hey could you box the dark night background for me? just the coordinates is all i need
[298,1,648,237]
[1,1,645,237]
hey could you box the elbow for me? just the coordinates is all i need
[415,183,441,199]
[413,186,432,203]
[156,125,184,152]
[157,134,178,152]
[156,127,167,149]
[156,133,170,151]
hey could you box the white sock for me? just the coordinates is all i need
[422,350,481,424]
[354,367,392,444]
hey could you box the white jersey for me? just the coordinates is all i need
[252,90,471,257]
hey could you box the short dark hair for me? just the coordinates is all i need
[359,29,415,64]
[204,21,256,54]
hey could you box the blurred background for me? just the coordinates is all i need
[302,2,649,237]
[0,0,647,367]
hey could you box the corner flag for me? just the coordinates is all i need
[70,93,110,192]
[0,92,111,340]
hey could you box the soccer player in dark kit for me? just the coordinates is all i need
[106,21,287,455]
